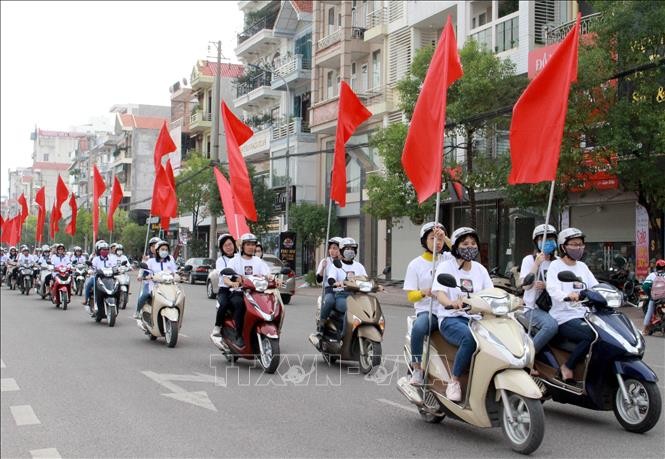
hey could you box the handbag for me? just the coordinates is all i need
[534,266,551,311]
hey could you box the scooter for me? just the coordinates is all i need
[308,274,385,374]
[115,262,131,309]
[38,265,53,300]
[516,270,662,434]
[5,261,18,290]
[50,265,72,309]
[645,298,665,335]
[397,273,545,455]
[88,264,120,327]
[17,262,35,295]
[211,268,285,373]
[136,264,185,348]
[73,263,87,296]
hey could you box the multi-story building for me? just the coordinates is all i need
[5,167,41,217]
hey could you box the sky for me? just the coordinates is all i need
[0,1,243,193]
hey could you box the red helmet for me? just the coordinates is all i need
[656,259,665,270]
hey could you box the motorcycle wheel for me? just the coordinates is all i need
[281,294,291,305]
[108,305,117,327]
[499,392,545,455]
[206,281,215,299]
[10,278,16,290]
[258,336,280,373]
[358,338,382,374]
[164,319,178,348]
[60,291,69,310]
[76,282,83,296]
[118,291,127,310]
[613,378,662,433]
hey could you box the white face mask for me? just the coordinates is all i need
[116,250,123,255]
[158,250,169,259]
[343,249,356,260]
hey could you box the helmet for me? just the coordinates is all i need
[148,237,161,246]
[239,233,258,244]
[532,224,557,242]
[55,243,65,251]
[110,243,117,251]
[450,227,479,257]
[557,227,585,253]
[95,240,109,253]
[155,240,169,252]
[419,222,446,251]
[20,245,29,252]
[35,247,42,253]
[655,259,665,271]
[115,244,124,252]
[255,241,263,249]
[73,246,82,253]
[51,244,58,251]
[41,244,51,252]
[327,236,343,248]
[340,237,358,251]
[9,246,17,253]
[82,252,89,258]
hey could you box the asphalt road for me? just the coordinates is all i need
[1,278,663,458]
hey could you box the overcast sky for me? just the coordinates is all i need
[0,1,243,193]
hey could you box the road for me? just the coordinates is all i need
[1,278,663,458]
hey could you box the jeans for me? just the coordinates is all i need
[524,308,559,353]
[643,299,656,327]
[558,318,595,370]
[84,277,94,301]
[216,288,244,333]
[319,288,336,323]
[136,290,152,314]
[440,316,477,377]
[411,312,438,363]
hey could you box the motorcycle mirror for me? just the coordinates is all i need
[121,260,128,266]
[557,270,581,283]
[183,265,193,272]
[220,268,237,276]
[382,266,391,276]
[139,262,149,270]
[86,261,92,266]
[436,273,457,288]
[522,273,536,287]
[332,259,343,269]
[280,267,291,275]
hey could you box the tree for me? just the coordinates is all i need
[289,202,341,272]
[247,166,277,237]
[176,152,213,250]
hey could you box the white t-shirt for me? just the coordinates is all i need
[403,253,451,315]
[327,260,368,291]
[431,258,493,322]
[216,254,236,289]
[92,255,117,271]
[70,255,87,265]
[231,255,270,278]
[115,254,129,266]
[50,254,71,268]
[546,258,598,324]
[18,254,35,265]
[146,257,177,291]
[519,254,554,310]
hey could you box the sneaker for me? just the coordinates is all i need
[132,312,140,319]
[211,326,221,337]
[445,380,462,402]
[409,369,424,386]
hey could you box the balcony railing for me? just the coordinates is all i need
[365,7,388,29]
[190,111,212,124]
[236,71,272,98]
[271,117,311,141]
[317,29,342,51]
[237,13,278,45]
[546,12,601,44]
[357,86,393,108]
[273,54,312,78]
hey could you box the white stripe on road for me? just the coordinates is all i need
[1,378,20,392]
[1,358,5,368]
[30,448,61,458]
[377,398,419,414]
[11,405,41,425]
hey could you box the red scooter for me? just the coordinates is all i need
[50,265,72,310]
[211,268,286,373]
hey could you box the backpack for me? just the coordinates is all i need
[651,275,665,300]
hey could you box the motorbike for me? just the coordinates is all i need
[38,265,53,300]
[516,270,662,434]
[72,263,87,296]
[50,265,72,309]
[644,298,665,335]
[0,260,5,285]
[490,266,522,296]
[308,273,385,374]
[87,264,120,327]
[115,262,131,309]
[17,263,35,295]
[596,258,639,305]
[211,267,285,373]
[5,261,18,290]
[397,273,545,455]
[136,264,185,347]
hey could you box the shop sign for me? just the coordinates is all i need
[279,231,297,271]
[635,204,649,279]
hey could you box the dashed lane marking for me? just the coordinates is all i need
[1,378,20,392]
[30,448,61,458]
[11,405,41,425]
[377,398,419,414]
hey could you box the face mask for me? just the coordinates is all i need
[100,250,109,258]
[343,249,356,260]
[159,250,169,259]
[566,247,584,261]
[538,239,557,255]
[458,246,479,261]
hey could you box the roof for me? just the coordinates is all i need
[198,61,244,78]
[291,0,312,13]
[32,162,71,171]
[37,129,86,138]
[118,114,168,130]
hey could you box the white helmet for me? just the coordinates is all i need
[239,233,258,244]
[327,236,343,247]
[340,237,358,250]
[41,244,51,252]
[558,227,585,250]
[450,227,479,256]
[532,224,557,241]
[419,222,446,239]
[148,237,161,246]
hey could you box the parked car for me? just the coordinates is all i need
[206,254,296,304]
[182,258,215,284]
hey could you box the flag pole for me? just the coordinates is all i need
[422,185,442,387]
[322,195,334,300]
[143,215,152,257]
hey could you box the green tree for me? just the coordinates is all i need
[247,166,277,237]
[177,152,213,249]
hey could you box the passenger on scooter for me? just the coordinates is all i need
[545,227,599,382]
[211,233,243,339]
[8,246,18,262]
[134,240,178,319]
[70,246,87,265]
[641,259,665,335]
[519,224,559,359]
[405,222,453,386]
[38,245,51,265]
[325,237,368,340]
[315,237,343,337]
[18,245,35,265]
[82,241,117,309]
[114,244,129,266]
[136,237,161,314]
[432,227,493,402]
[255,241,264,259]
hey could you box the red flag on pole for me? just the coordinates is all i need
[18,193,29,224]
[49,202,62,240]
[56,175,69,209]
[1,216,15,244]
[213,167,250,239]
[107,177,124,232]
[153,121,177,171]
[508,14,581,184]
[158,160,177,230]
[221,102,257,221]
[401,16,463,203]
[92,165,106,242]
[9,216,22,245]
[0,214,4,231]
[150,164,177,218]
[331,81,372,207]
[35,187,45,244]
[160,217,170,231]
[65,194,78,236]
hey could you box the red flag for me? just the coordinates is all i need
[56,175,69,209]
[107,177,124,232]
[221,102,257,221]
[331,82,372,207]
[35,187,45,244]
[49,202,62,240]
[65,194,78,236]
[401,16,463,203]
[447,166,464,202]
[92,165,106,242]
[0,214,4,231]
[1,216,15,244]
[18,193,29,223]
[153,121,177,171]
[160,216,170,231]
[8,216,22,245]
[508,14,581,184]
[151,164,177,218]
[214,167,250,239]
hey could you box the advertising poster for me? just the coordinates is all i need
[279,231,297,272]
[635,204,649,279]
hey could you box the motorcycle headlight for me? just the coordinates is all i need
[480,293,511,316]
[357,281,373,293]
[592,284,623,308]
[102,268,113,277]
[253,278,269,292]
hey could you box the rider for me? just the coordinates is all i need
[546,227,599,383]
[134,240,178,319]
[82,240,117,310]
[114,244,129,266]
[18,245,35,265]
[211,233,243,339]
[70,246,87,265]
[254,241,264,259]
[404,222,453,386]
[315,237,343,337]
[47,243,70,288]
[432,227,493,402]
[519,224,560,361]
[641,259,665,335]
[136,237,161,315]
[38,245,51,265]
[7,246,18,262]
[325,237,368,339]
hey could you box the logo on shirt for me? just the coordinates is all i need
[460,278,474,293]
[345,271,356,280]
[244,266,254,276]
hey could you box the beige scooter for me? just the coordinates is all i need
[136,264,186,348]
[397,273,545,455]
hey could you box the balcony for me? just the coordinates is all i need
[271,54,312,90]
[189,111,212,133]
[309,97,339,134]
[270,117,315,152]
[357,86,394,117]
[235,13,280,58]
[191,72,213,90]
[363,8,388,43]
[240,126,271,161]
[234,71,282,110]
[545,13,601,44]
[111,148,132,168]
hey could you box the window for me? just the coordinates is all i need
[43,154,49,162]
[295,33,312,68]
[469,27,492,50]
[347,158,361,193]
[496,16,519,52]
[328,7,335,35]
[371,50,381,89]
[351,62,357,90]
[327,71,334,99]
[498,0,519,18]
[360,63,368,92]
[478,12,487,27]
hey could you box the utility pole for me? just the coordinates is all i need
[209,40,223,258]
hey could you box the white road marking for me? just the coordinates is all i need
[377,398,419,414]
[30,448,61,458]
[1,358,6,368]
[1,378,20,392]
[142,371,217,411]
[11,405,41,425]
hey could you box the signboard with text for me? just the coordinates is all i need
[279,231,297,272]
[635,204,649,279]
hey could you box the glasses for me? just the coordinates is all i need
[566,243,586,248]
